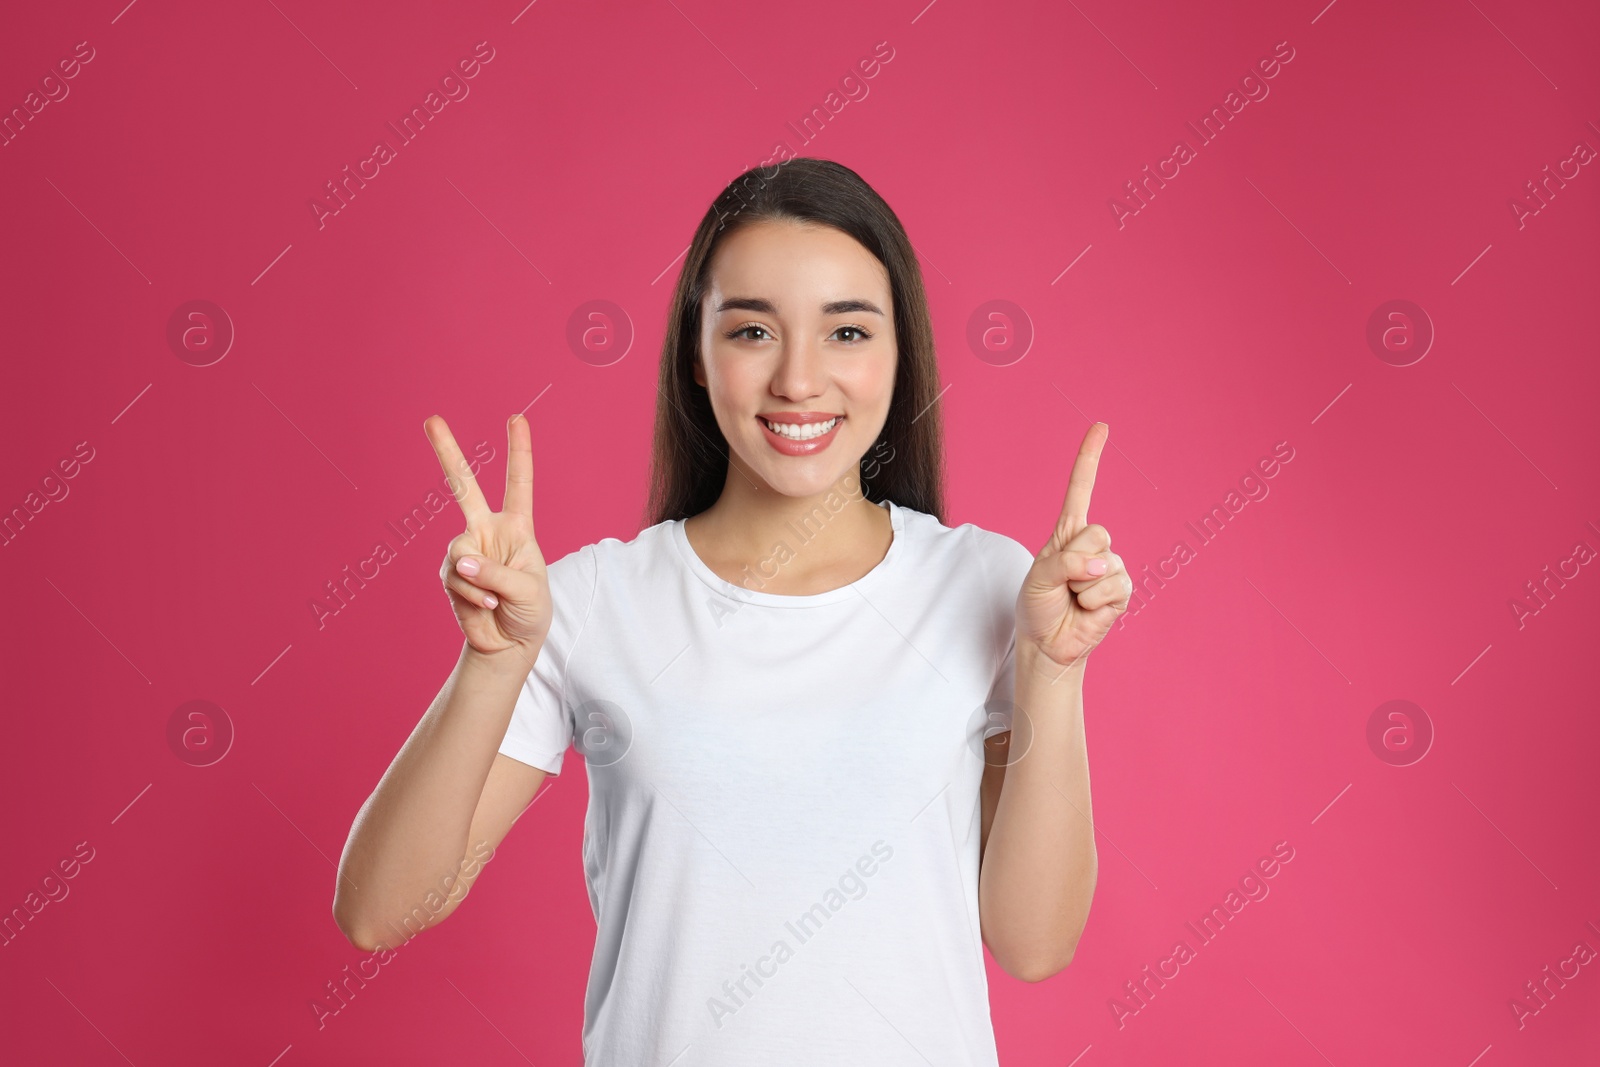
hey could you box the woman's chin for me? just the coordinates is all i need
[737,454,859,501]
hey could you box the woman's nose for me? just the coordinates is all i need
[771,339,824,399]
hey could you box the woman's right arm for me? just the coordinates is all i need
[333,642,546,951]
[332,413,555,952]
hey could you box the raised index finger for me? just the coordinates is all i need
[1053,421,1107,547]
[502,413,534,521]
[424,415,491,523]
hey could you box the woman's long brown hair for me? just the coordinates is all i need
[643,157,947,529]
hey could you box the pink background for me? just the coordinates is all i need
[3,0,1597,1063]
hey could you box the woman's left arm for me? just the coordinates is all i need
[978,422,1132,983]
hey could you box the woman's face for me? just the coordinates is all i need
[695,218,897,501]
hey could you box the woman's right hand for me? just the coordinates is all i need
[425,413,551,660]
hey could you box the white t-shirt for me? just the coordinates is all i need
[497,498,1037,1065]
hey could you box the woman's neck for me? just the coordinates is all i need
[683,470,893,596]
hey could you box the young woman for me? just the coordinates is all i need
[334,158,1131,1064]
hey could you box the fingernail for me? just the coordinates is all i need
[1087,558,1108,575]
[483,594,498,608]
[456,557,480,577]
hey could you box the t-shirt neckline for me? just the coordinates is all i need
[670,499,905,608]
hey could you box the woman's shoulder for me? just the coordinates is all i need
[544,520,674,581]
[896,504,1035,582]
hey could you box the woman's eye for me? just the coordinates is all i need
[725,324,872,343]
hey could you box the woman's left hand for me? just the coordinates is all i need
[1015,422,1134,671]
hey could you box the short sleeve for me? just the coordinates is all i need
[971,527,1037,715]
[496,542,599,775]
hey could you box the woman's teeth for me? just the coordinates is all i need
[763,416,839,440]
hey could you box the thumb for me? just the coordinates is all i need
[1035,548,1109,588]
[453,555,539,601]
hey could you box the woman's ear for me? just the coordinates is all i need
[692,355,706,388]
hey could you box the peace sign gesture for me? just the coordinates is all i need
[425,413,552,658]
[1015,422,1133,671]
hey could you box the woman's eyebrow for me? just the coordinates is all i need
[714,296,885,316]
[823,298,885,316]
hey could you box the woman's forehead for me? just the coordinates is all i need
[706,223,890,311]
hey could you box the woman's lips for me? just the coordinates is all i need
[758,414,843,456]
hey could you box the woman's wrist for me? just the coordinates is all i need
[459,637,542,681]
[1016,635,1088,685]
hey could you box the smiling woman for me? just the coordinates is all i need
[334,157,1124,1067]
[652,161,943,529]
